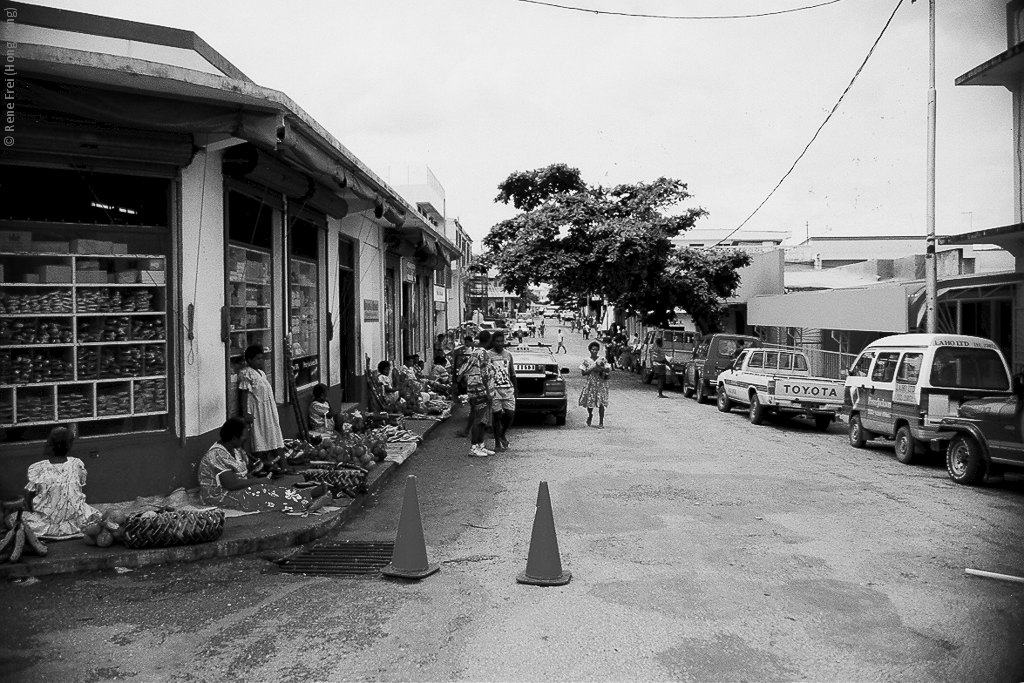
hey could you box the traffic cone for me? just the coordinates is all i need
[381,475,439,579]
[516,481,571,586]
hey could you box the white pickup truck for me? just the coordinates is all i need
[715,347,845,430]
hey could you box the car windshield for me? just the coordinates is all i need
[929,347,1009,391]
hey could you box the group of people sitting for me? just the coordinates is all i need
[374,353,452,414]
[15,418,333,543]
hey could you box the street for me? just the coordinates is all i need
[2,324,1023,683]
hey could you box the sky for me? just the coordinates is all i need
[32,0,1017,247]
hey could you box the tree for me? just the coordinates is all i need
[482,164,750,332]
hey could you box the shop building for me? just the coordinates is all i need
[0,3,454,501]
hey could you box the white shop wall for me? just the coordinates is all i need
[342,212,385,376]
[179,148,228,438]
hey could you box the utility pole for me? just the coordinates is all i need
[924,0,939,333]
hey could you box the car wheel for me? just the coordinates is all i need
[946,434,985,485]
[749,393,765,425]
[894,425,918,464]
[554,410,567,426]
[640,366,652,384]
[848,414,868,448]
[813,415,832,431]
[682,376,695,398]
[696,381,710,404]
[716,387,732,412]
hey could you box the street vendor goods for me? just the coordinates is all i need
[120,508,225,550]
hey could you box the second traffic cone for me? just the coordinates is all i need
[381,475,439,579]
[516,481,571,586]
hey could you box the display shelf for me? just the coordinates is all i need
[75,311,163,316]
[0,248,169,429]
[0,283,73,288]
[230,304,271,309]
[0,343,74,350]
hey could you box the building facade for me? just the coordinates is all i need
[0,3,456,500]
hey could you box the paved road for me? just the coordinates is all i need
[3,321,1023,682]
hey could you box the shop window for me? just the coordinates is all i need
[0,165,171,443]
[226,191,275,399]
[288,216,321,389]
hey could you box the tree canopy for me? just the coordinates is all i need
[481,164,750,332]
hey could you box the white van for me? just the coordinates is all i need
[842,334,1013,463]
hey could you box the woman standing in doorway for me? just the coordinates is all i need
[579,341,610,428]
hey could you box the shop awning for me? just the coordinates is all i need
[748,283,915,333]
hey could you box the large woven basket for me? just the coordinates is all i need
[300,468,368,497]
[121,508,225,549]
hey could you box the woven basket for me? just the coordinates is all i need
[300,468,368,496]
[121,508,225,549]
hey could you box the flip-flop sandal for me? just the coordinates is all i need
[597,425,605,429]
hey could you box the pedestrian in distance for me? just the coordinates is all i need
[539,319,545,338]
[238,344,286,475]
[582,324,590,340]
[650,337,669,398]
[556,329,567,354]
[579,341,610,428]
[486,330,517,452]
[462,330,496,457]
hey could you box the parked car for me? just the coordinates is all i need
[511,343,571,425]
[716,347,844,429]
[841,333,1013,464]
[638,328,696,386]
[682,333,763,403]
[939,379,1024,484]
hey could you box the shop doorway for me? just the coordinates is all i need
[336,238,356,401]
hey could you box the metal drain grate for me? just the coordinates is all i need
[278,541,395,576]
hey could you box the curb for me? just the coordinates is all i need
[0,416,449,579]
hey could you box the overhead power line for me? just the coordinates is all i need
[513,0,846,20]
[713,0,906,247]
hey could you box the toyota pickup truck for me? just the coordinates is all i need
[715,347,844,429]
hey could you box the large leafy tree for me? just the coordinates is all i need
[482,164,750,332]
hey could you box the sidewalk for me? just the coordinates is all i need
[0,417,446,580]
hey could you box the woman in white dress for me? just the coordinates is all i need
[22,426,100,538]
[238,344,285,474]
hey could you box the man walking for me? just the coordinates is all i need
[539,319,545,338]
[651,337,669,398]
[486,331,517,452]
[556,329,567,354]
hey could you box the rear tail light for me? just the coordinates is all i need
[768,379,776,395]
[544,380,565,395]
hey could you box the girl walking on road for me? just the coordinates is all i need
[579,341,610,428]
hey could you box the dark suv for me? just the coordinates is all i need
[682,333,762,404]
[939,382,1024,485]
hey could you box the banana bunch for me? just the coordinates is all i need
[0,508,48,563]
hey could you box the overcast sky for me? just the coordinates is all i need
[36,0,1016,247]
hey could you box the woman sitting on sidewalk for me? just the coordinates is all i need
[21,425,100,539]
[199,418,331,514]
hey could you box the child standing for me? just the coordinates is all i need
[238,344,285,474]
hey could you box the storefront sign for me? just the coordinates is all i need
[363,298,380,322]
[402,259,416,283]
[433,285,447,302]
